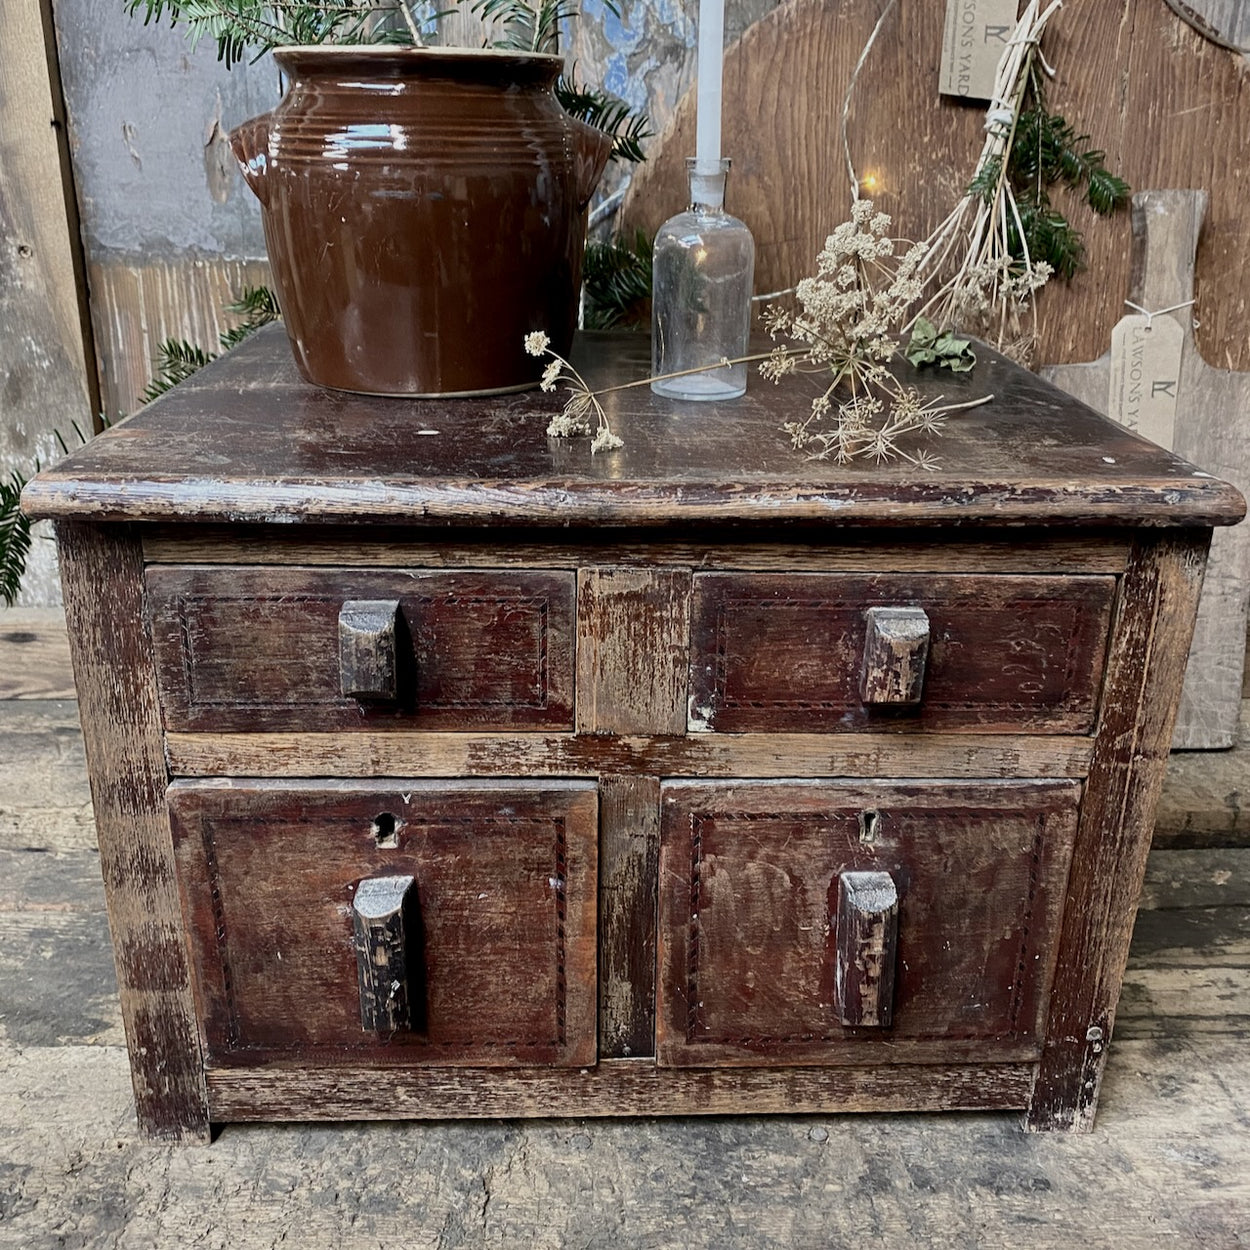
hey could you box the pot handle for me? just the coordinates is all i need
[230,111,273,208]
[568,116,614,211]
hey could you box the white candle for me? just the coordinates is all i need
[695,0,724,171]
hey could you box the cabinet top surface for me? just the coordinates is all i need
[22,326,1245,529]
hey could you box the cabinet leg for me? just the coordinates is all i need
[1027,533,1208,1132]
[56,520,210,1142]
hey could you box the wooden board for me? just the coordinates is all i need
[20,328,1244,530]
[0,0,95,606]
[1043,191,1250,748]
[0,608,73,699]
[622,0,1250,376]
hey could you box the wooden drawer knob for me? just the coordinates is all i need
[860,606,930,705]
[352,874,419,1033]
[834,869,899,1028]
[339,600,400,700]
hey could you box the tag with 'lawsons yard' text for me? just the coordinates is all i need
[1107,314,1185,450]
[940,0,1019,101]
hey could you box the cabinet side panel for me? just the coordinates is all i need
[1028,531,1210,1132]
[54,520,209,1142]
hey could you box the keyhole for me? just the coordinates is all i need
[859,810,880,844]
[372,813,399,848]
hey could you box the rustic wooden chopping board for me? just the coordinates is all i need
[1044,190,1250,749]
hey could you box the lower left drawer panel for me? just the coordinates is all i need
[168,780,598,1067]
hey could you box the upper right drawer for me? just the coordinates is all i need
[689,572,1116,734]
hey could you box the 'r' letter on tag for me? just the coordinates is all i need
[940,0,1020,101]
[1107,314,1185,450]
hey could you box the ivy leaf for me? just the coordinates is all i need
[905,323,976,372]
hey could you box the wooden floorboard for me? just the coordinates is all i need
[1,607,1247,1245]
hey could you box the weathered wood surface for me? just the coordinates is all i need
[338,600,400,702]
[145,565,577,733]
[0,0,95,605]
[597,774,660,1059]
[141,528,1135,574]
[0,700,95,851]
[169,779,598,1068]
[352,873,418,1034]
[657,780,1079,1069]
[163,730,1098,781]
[1029,533,1210,1132]
[1161,0,1250,53]
[833,871,899,1029]
[688,572,1116,734]
[623,0,1250,377]
[2,679,1249,1242]
[53,521,209,1141]
[859,607,929,707]
[1044,191,1250,749]
[21,329,1245,529]
[576,567,690,735]
[0,608,73,698]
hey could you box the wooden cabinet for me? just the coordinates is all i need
[22,328,1244,1141]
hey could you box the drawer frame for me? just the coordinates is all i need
[54,520,1207,1139]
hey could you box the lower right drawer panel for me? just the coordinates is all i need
[657,779,1080,1068]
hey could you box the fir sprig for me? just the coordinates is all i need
[0,473,31,608]
[556,73,651,165]
[582,229,652,329]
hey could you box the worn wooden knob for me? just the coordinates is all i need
[339,600,400,701]
[352,873,418,1033]
[834,869,899,1028]
[860,606,930,705]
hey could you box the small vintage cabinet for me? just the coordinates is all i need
[22,329,1243,1141]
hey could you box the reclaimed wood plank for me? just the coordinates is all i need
[597,775,660,1059]
[20,329,1244,530]
[163,730,1097,780]
[54,520,208,1141]
[205,1056,1035,1120]
[141,528,1134,574]
[576,568,691,735]
[1028,532,1211,1131]
[0,609,73,699]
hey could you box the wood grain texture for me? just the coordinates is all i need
[168,780,598,1068]
[688,572,1116,734]
[141,528,1134,574]
[164,729,1096,781]
[144,565,576,733]
[576,568,691,735]
[0,0,95,605]
[598,775,660,1059]
[20,328,1244,529]
[622,0,1250,375]
[834,871,899,1029]
[205,1056,1034,1120]
[87,257,271,420]
[0,609,73,699]
[53,521,207,1141]
[656,780,1079,1069]
[1043,191,1250,748]
[1028,532,1211,1132]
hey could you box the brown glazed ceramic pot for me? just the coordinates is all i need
[230,47,613,396]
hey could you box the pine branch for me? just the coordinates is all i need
[583,229,652,329]
[556,73,651,164]
[0,471,32,608]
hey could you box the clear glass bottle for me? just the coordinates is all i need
[651,158,755,400]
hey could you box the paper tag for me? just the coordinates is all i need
[1107,314,1185,450]
[939,0,1020,101]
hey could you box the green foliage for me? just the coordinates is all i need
[582,229,652,329]
[556,72,650,165]
[142,285,282,403]
[124,0,391,67]
[0,289,279,605]
[0,472,31,608]
[971,92,1130,280]
[904,317,975,373]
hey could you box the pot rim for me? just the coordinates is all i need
[272,44,564,67]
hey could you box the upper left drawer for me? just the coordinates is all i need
[144,565,576,732]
